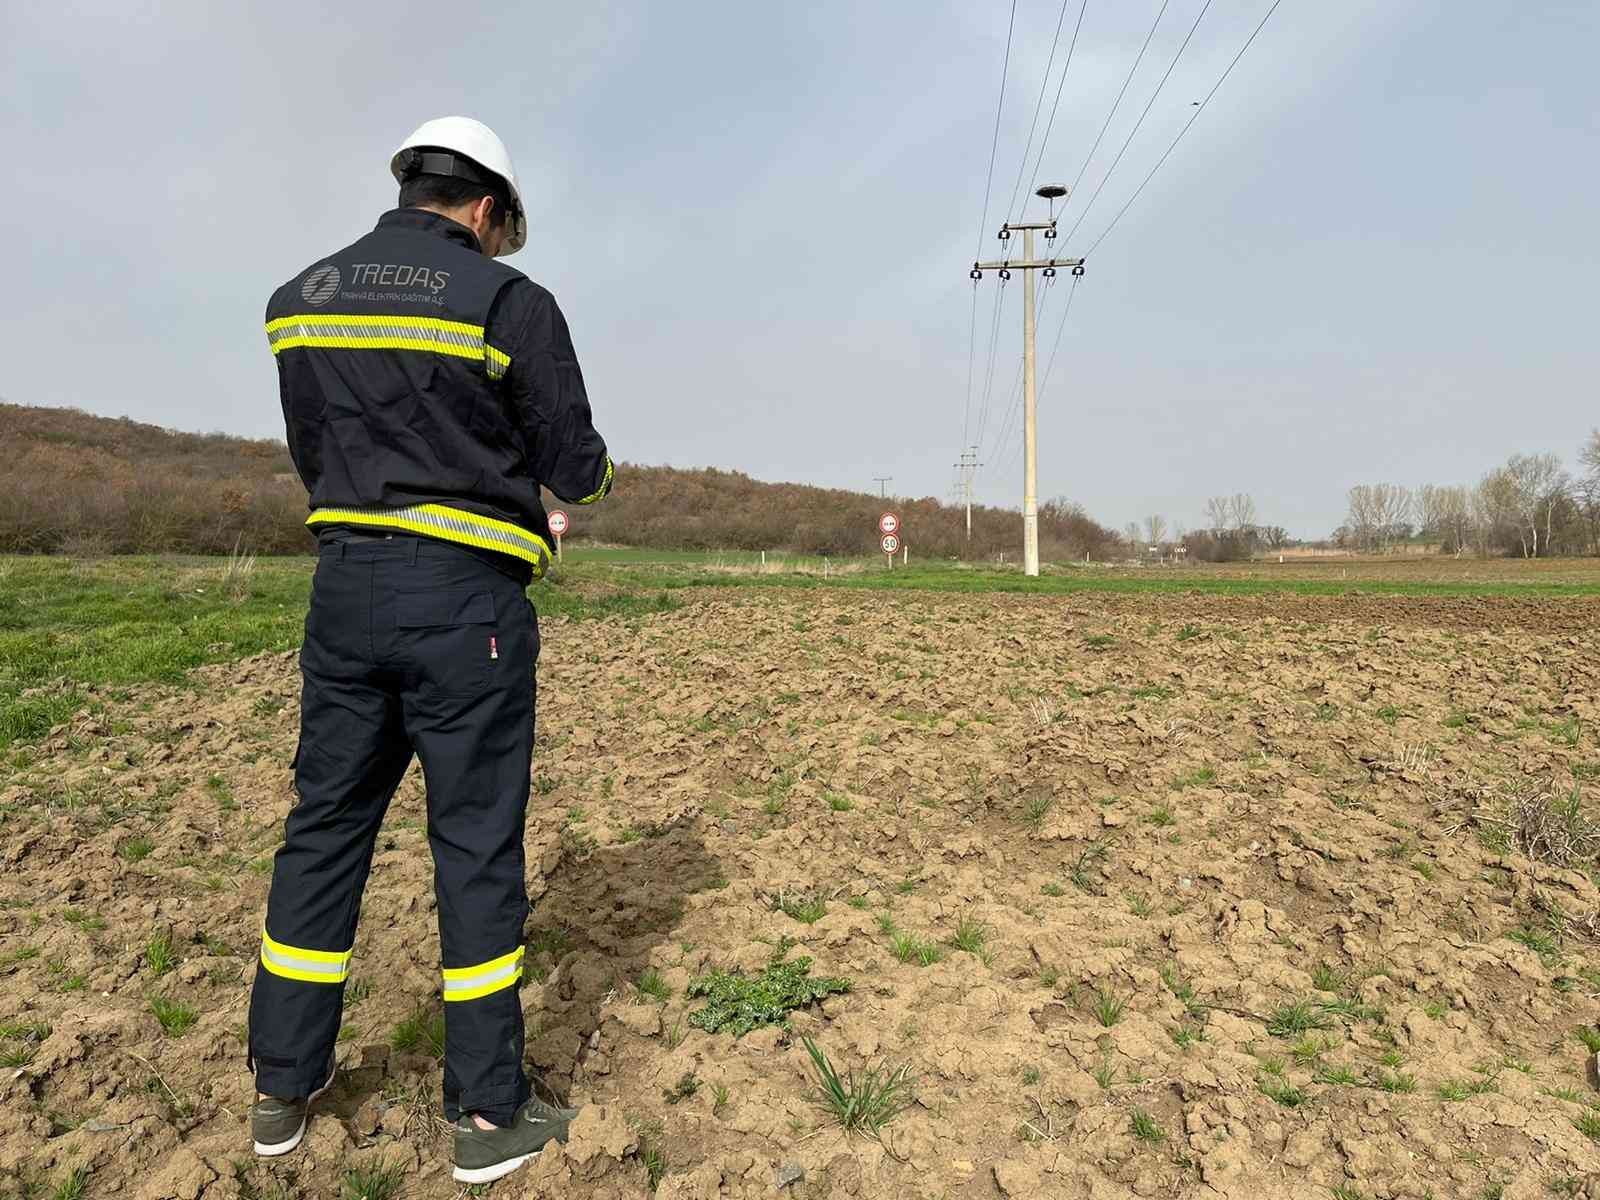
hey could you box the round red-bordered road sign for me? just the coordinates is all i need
[548,510,569,536]
[881,533,901,555]
[879,512,901,536]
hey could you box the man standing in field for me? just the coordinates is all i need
[248,117,612,1185]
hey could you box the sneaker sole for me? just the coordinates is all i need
[253,1065,336,1157]
[453,1154,533,1185]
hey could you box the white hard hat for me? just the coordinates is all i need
[391,116,526,256]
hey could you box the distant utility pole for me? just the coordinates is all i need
[971,184,1084,577]
[953,446,981,542]
[873,476,893,499]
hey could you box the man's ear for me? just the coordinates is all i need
[474,194,497,232]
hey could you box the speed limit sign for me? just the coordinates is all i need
[881,533,901,555]
[548,510,569,561]
[878,512,901,536]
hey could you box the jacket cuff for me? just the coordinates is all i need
[576,456,613,505]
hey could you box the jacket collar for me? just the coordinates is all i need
[376,207,482,254]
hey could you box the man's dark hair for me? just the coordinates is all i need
[399,172,510,229]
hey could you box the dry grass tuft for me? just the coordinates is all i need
[1436,776,1599,868]
[1509,787,1600,868]
[219,536,257,603]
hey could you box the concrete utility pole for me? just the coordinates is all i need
[873,476,893,499]
[972,184,1083,577]
[953,447,981,542]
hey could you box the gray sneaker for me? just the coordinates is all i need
[251,1060,335,1156]
[452,1096,579,1184]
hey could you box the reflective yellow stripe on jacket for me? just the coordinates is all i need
[441,947,524,1002]
[307,504,552,577]
[265,314,512,380]
[577,456,614,506]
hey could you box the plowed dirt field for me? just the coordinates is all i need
[4,586,1600,1198]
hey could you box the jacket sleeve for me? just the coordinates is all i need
[494,280,613,505]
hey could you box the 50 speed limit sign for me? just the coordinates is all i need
[880,533,901,555]
[878,511,901,536]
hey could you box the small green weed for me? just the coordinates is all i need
[803,1036,915,1136]
[1267,1001,1334,1037]
[1092,988,1125,1028]
[890,933,943,967]
[1437,1077,1497,1101]
[636,968,672,1002]
[146,930,177,977]
[1129,1107,1165,1143]
[662,1072,699,1104]
[772,890,828,924]
[340,1158,404,1200]
[949,915,988,956]
[686,957,851,1037]
[1259,1076,1308,1107]
[149,996,198,1037]
[49,1166,89,1200]
[390,1006,446,1058]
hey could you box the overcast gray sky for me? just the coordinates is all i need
[2,0,1594,538]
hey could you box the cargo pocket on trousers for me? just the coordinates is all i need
[396,590,497,697]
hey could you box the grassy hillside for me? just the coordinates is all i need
[0,402,1119,560]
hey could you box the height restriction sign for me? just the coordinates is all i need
[878,512,901,536]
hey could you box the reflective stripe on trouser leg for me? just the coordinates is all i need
[442,947,524,1002]
[259,931,353,984]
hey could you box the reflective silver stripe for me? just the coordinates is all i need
[260,942,348,980]
[442,960,522,997]
[267,321,480,350]
[306,504,552,576]
[265,317,512,383]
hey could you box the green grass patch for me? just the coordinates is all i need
[390,1006,446,1058]
[149,996,198,1037]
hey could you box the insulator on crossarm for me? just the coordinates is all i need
[1072,263,1085,277]
[969,267,982,281]
[998,268,1011,281]
[998,228,1011,242]
[1042,267,1056,279]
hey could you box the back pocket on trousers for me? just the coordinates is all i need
[396,589,496,696]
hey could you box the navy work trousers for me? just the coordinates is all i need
[248,534,537,1123]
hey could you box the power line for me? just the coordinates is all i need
[1061,0,1216,246]
[973,278,1010,453]
[961,282,979,448]
[996,274,1081,470]
[1001,0,1076,224]
[973,0,1019,261]
[987,275,1055,471]
[962,0,1018,478]
[984,277,1052,469]
[1022,0,1092,209]
[1084,0,1287,257]
[1038,272,1083,399]
[1065,0,1171,203]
